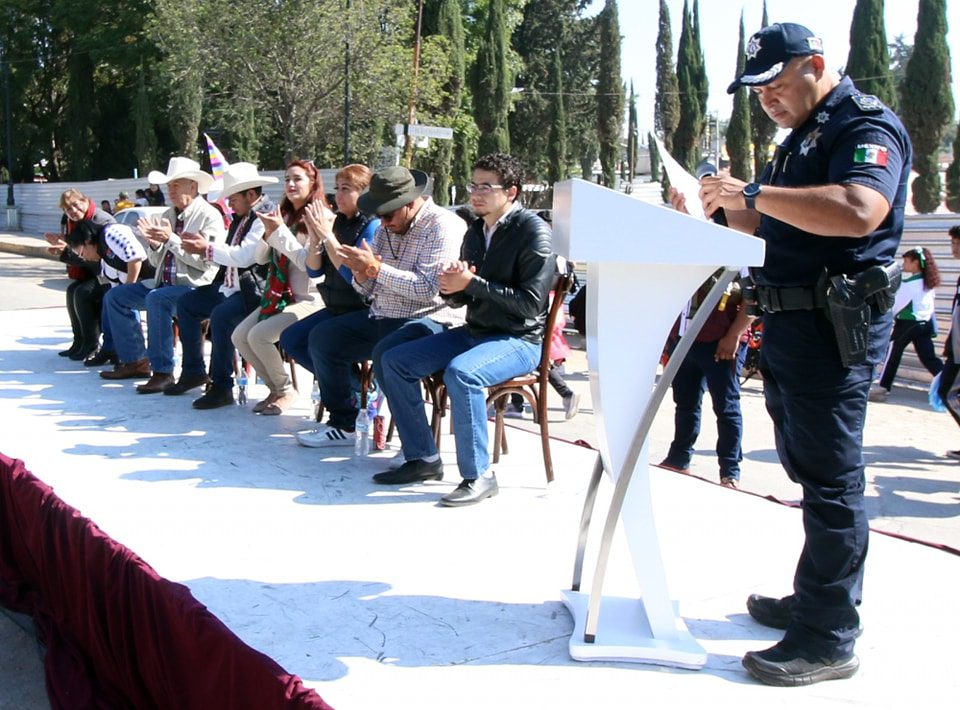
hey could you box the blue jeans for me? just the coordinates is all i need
[664,340,747,480]
[760,307,891,660]
[99,292,138,353]
[279,308,340,377]
[379,326,540,480]
[176,284,225,378]
[308,308,446,430]
[103,282,191,370]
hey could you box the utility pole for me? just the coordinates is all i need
[343,0,351,165]
[401,0,425,168]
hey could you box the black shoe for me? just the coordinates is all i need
[70,344,99,361]
[746,593,795,629]
[373,458,444,485]
[440,474,499,507]
[742,641,859,687]
[164,372,211,396]
[946,449,960,461]
[59,343,81,357]
[193,387,236,410]
[84,349,118,367]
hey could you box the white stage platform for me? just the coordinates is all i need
[1,307,958,709]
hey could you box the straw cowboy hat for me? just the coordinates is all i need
[213,162,279,199]
[147,157,215,195]
[358,166,429,215]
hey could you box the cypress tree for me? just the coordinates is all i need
[692,0,709,120]
[133,70,157,177]
[474,0,511,155]
[654,0,680,150]
[649,131,661,182]
[946,123,960,212]
[901,0,954,213]
[726,13,752,181]
[750,1,776,178]
[845,0,897,110]
[674,1,703,170]
[425,0,465,205]
[547,46,568,185]
[596,0,624,188]
[626,80,638,185]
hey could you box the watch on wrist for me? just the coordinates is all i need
[742,182,762,210]
[364,262,380,278]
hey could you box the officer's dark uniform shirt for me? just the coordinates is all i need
[755,76,912,287]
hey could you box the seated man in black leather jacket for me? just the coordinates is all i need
[375,153,555,506]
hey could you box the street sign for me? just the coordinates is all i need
[394,123,454,140]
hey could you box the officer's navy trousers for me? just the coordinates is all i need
[759,306,892,661]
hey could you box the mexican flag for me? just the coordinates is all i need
[853,144,889,166]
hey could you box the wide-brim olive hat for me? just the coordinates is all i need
[357,167,428,215]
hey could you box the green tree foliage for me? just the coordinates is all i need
[946,122,960,212]
[674,1,703,171]
[726,14,752,181]
[422,0,468,205]
[649,131,660,182]
[691,0,708,120]
[473,0,512,155]
[565,13,600,181]
[547,47,568,185]
[901,0,954,213]
[654,0,680,151]
[845,0,897,110]
[750,1,776,178]
[596,0,623,188]
[626,81,638,184]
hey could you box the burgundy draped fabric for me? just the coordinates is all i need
[0,454,333,709]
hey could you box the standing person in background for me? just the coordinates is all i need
[869,247,943,401]
[677,23,911,686]
[941,226,960,458]
[43,189,115,360]
[145,183,165,206]
[279,163,379,376]
[231,159,332,416]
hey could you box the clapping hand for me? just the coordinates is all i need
[439,259,475,294]
[256,206,284,238]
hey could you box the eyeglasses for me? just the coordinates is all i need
[466,182,506,195]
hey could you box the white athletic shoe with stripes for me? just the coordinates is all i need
[296,424,356,448]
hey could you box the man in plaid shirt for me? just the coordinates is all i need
[296,166,466,448]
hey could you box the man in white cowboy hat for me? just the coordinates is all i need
[173,163,278,408]
[295,165,467,448]
[100,156,226,392]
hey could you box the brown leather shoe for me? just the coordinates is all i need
[136,372,176,394]
[100,358,151,380]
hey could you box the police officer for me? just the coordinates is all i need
[674,23,911,686]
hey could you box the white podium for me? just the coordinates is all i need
[552,179,765,667]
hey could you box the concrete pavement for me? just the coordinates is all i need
[0,248,957,708]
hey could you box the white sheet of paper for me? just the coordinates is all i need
[652,136,706,221]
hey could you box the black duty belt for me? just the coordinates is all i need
[754,284,826,312]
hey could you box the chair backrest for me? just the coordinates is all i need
[536,271,576,377]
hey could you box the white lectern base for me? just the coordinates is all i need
[561,591,707,668]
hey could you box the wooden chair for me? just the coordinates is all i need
[485,272,575,483]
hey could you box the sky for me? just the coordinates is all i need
[591,0,960,137]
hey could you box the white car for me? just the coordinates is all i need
[114,206,167,248]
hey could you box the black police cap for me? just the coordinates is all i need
[727,22,824,94]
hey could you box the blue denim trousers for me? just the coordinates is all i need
[103,282,191,370]
[308,308,446,431]
[176,284,225,378]
[379,326,540,480]
[176,286,256,388]
[664,340,747,480]
[279,308,339,377]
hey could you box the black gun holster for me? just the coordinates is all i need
[823,262,901,368]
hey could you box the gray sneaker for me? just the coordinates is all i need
[562,393,581,420]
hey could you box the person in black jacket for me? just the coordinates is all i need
[375,153,555,506]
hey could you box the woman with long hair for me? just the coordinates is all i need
[870,246,944,401]
[43,189,115,361]
[231,159,333,415]
[278,163,379,376]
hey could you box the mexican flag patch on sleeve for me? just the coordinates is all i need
[853,144,889,166]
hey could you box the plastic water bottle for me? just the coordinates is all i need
[354,407,370,456]
[237,371,248,405]
[311,380,321,405]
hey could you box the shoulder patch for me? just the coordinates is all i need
[851,94,883,112]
